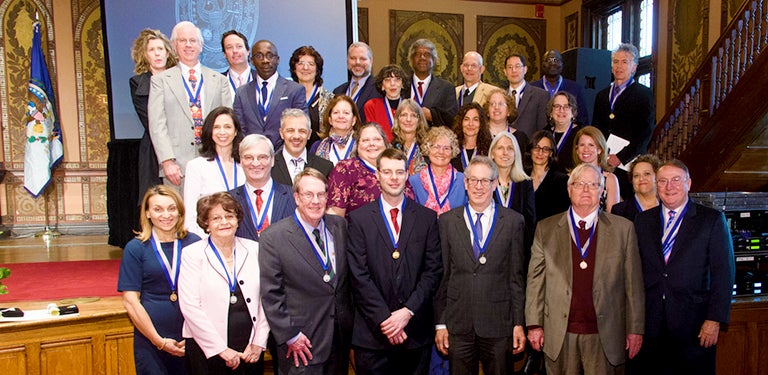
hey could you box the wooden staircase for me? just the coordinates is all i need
[651,0,768,192]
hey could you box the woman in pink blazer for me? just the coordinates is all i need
[179,192,269,374]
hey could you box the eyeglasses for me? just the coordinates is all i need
[657,176,688,187]
[570,181,602,190]
[532,145,553,154]
[553,104,571,111]
[461,63,480,70]
[544,57,562,64]
[209,213,237,223]
[378,169,407,177]
[296,61,316,67]
[466,177,495,187]
[398,112,419,120]
[413,52,432,59]
[241,154,272,163]
[384,77,402,83]
[505,64,525,71]
[429,144,452,153]
[299,191,328,201]
[176,38,199,45]
[254,52,277,60]
[490,101,507,108]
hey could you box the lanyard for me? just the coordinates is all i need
[244,185,274,233]
[150,232,181,292]
[379,198,406,249]
[358,156,376,173]
[332,138,354,163]
[346,81,363,102]
[460,148,471,169]
[494,181,515,208]
[307,84,319,106]
[182,74,203,103]
[214,156,238,191]
[405,143,418,171]
[466,205,498,257]
[208,238,237,294]
[411,80,429,106]
[384,98,399,129]
[228,71,251,92]
[541,76,563,97]
[293,213,331,273]
[568,208,597,260]
[609,78,634,112]
[427,165,454,208]
[555,123,575,155]
[661,204,688,253]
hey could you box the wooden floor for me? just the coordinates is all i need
[0,235,122,264]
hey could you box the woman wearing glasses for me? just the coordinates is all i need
[525,130,570,221]
[572,126,621,212]
[363,64,410,141]
[391,99,429,175]
[548,91,581,173]
[409,127,467,217]
[289,46,334,149]
[611,154,661,221]
[483,88,528,149]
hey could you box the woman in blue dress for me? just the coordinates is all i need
[118,185,202,374]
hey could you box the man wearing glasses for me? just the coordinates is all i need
[408,39,458,127]
[503,53,549,138]
[455,51,498,107]
[632,159,734,375]
[526,163,645,374]
[234,40,307,151]
[347,148,443,373]
[530,50,589,125]
[434,155,526,374]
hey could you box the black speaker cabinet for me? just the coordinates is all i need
[561,48,612,125]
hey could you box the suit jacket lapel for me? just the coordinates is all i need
[325,216,344,288]
[555,213,573,286]
[593,212,613,286]
[169,67,193,122]
[450,209,475,265]
[236,186,259,240]
[668,201,696,264]
[271,185,289,221]
[272,153,291,184]
[244,81,265,129]
[268,77,286,117]
[371,200,395,250]
[517,86,532,114]
[398,200,417,253]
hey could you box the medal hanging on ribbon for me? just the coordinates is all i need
[244,185,274,234]
[568,209,596,270]
[150,232,181,302]
[427,165,454,209]
[465,205,498,265]
[332,138,354,163]
[379,198,406,260]
[293,214,332,282]
[208,238,239,304]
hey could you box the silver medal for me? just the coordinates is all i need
[323,273,331,283]
[580,260,588,270]
[479,255,487,264]
[230,295,238,304]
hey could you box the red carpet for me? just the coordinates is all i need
[0,260,121,303]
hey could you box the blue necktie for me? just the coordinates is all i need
[472,212,483,259]
[259,81,269,118]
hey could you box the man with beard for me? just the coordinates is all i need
[333,42,381,123]
[530,50,589,125]
[271,109,333,186]
[234,40,307,151]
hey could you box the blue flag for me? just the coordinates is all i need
[25,22,63,198]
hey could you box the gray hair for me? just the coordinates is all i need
[466,155,499,181]
[463,51,483,67]
[239,134,274,157]
[489,132,530,183]
[568,163,604,188]
[409,39,439,64]
[348,41,373,60]
[280,108,311,131]
[613,43,639,65]
[170,21,203,50]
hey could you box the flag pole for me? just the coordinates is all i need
[34,184,60,239]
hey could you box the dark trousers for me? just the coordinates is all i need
[354,344,431,375]
[185,338,264,375]
[448,333,509,375]
[277,322,349,375]
[630,328,716,375]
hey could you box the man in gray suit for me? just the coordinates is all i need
[234,40,307,151]
[271,109,333,186]
[409,39,458,127]
[434,155,527,375]
[149,21,232,190]
[526,163,645,374]
[504,53,549,138]
[259,168,353,375]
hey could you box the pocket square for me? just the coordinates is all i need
[280,96,288,100]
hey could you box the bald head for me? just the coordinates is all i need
[461,51,485,86]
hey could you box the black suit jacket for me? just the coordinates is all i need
[634,201,735,339]
[593,82,655,164]
[259,214,353,369]
[333,77,381,124]
[347,198,443,350]
[435,205,526,338]
[610,198,642,222]
[493,179,536,256]
[129,72,161,203]
[271,152,334,186]
[420,75,458,127]
[228,182,297,241]
[533,169,570,222]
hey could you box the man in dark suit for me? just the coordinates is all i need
[347,148,443,374]
[228,134,296,241]
[272,109,333,186]
[632,159,734,375]
[434,155,526,375]
[530,50,590,125]
[260,168,353,375]
[220,30,255,101]
[593,43,655,200]
[332,42,380,123]
[504,53,549,138]
[233,40,307,151]
[149,21,232,190]
[526,163,645,374]
[408,39,458,127]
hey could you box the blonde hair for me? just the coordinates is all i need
[137,185,188,242]
[131,29,177,75]
[489,131,530,183]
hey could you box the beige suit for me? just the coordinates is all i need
[148,65,232,177]
[525,210,644,366]
[455,82,498,107]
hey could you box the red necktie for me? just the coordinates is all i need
[390,208,400,235]
[255,189,269,230]
[189,69,203,144]
[417,81,424,98]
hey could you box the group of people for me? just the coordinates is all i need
[118,19,735,375]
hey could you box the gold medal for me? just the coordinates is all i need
[323,273,331,283]
[479,255,487,264]
[580,260,588,270]
[392,251,400,260]
[170,292,178,302]
[609,113,615,119]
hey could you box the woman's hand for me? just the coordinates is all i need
[158,337,186,357]
[241,344,264,363]
[218,348,242,369]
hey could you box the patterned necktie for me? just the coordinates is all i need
[313,228,334,278]
[291,158,304,173]
[510,89,518,107]
[464,88,471,98]
[260,81,269,118]
[579,220,586,230]
[472,212,483,259]
[417,81,424,99]
[189,69,203,144]
[390,208,400,235]
[349,80,360,98]
[663,210,677,263]
[255,189,269,230]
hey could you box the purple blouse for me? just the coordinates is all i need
[327,157,414,218]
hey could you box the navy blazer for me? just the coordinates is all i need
[530,77,590,125]
[333,77,381,124]
[593,82,655,164]
[634,201,735,339]
[271,152,334,186]
[233,75,308,151]
[347,198,443,350]
[228,182,297,241]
